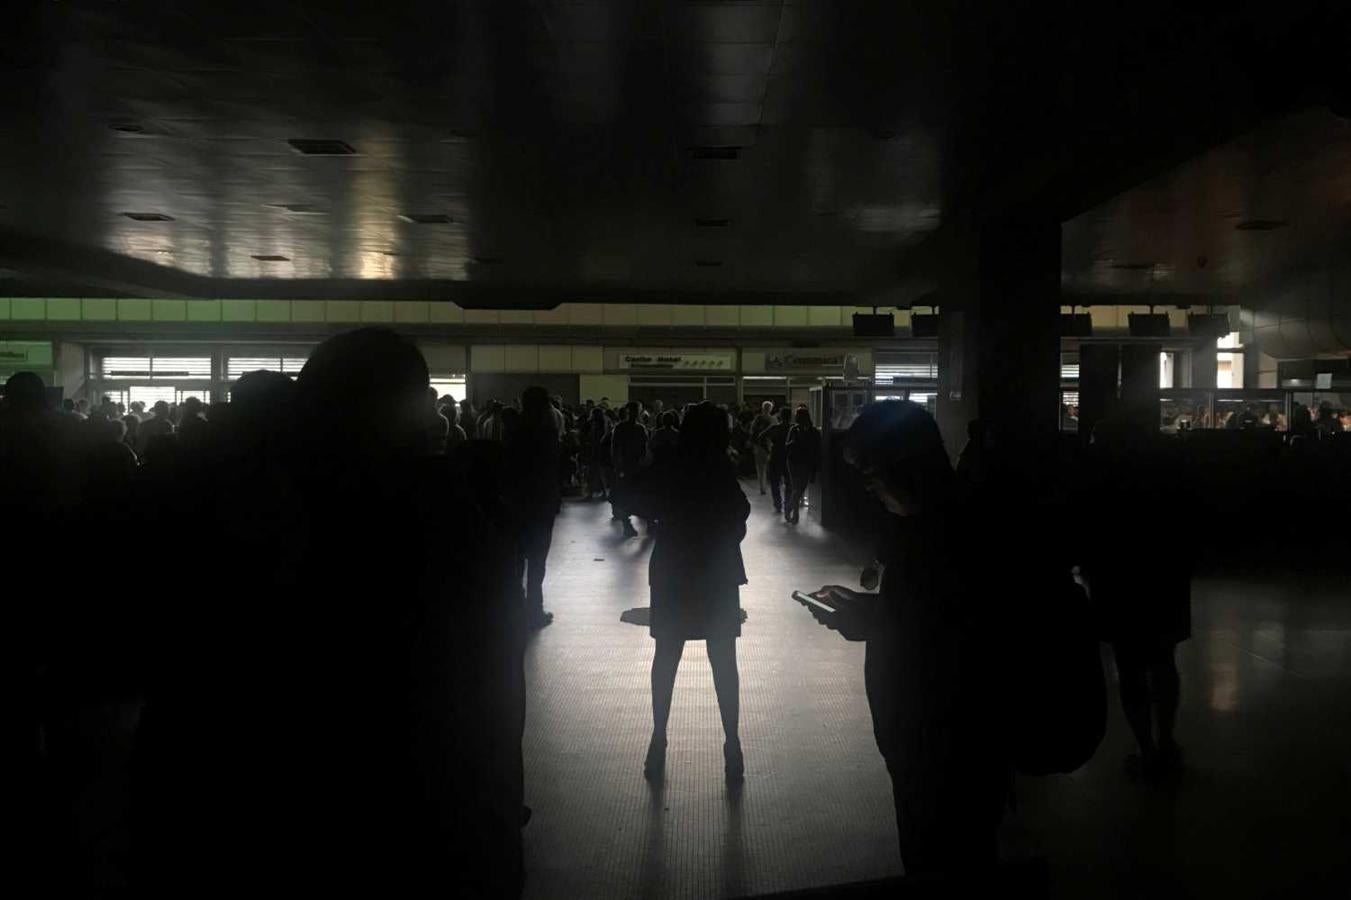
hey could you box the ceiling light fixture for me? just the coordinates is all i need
[287,138,357,156]
[122,212,175,222]
[266,203,328,215]
[399,213,454,224]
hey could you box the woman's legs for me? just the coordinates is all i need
[1149,643,1182,757]
[754,448,769,494]
[650,638,685,741]
[1113,642,1156,762]
[787,466,808,521]
[705,636,740,744]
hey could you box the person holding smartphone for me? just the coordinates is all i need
[805,400,1005,880]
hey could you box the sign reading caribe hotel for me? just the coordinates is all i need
[619,354,734,371]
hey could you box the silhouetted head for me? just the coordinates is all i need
[295,327,429,459]
[63,398,76,412]
[843,401,953,517]
[794,406,813,429]
[625,401,640,421]
[99,416,127,443]
[521,385,551,417]
[661,410,679,430]
[777,406,791,423]
[3,371,47,413]
[232,370,296,423]
[182,396,206,420]
[761,400,773,415]
[677,401,731,467]
[152,400,170,418]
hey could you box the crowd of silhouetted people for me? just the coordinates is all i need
[8,329,1349,896]
[431,393,822,531]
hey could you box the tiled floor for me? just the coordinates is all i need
[521,484,1351,899]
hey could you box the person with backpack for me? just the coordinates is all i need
[804,400,1008,879]
[783,406,821,524]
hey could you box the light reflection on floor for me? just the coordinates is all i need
[522,487,1351,899]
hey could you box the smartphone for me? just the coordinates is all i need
[792,590,837,615]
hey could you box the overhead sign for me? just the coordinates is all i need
[618,353,733,371]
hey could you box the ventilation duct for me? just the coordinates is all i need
[1248,261,1351,359]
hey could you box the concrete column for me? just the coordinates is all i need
[1120,342,1162,430]
[1079,343,1120,440]
[936,219,1062,469]
[1190,342,1218,390]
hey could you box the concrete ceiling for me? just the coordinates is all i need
[1,1,1345,305]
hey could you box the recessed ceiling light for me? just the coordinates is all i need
[251,254,291,262]
[399,213,454,224]
[266,203,328,215]
[1234,219,1286,231]
[694,217,733,228]
[122,212,175,222]
[687,146,741,160]
[694,259,723,267]
[287,138,357,156]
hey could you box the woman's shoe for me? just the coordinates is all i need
[724,739,745,782]
[643,736,667,779]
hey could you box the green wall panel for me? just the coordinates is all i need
[221,300,257,322]
[256,300,292,323]
[186,300,222,322]
[291,300,325,323]
[82,298,119,321]
[360,300,395,323]
[153,298,188,321]
[11,298,46,320]
[118,298,152,321]
[395,301,430,324]
[428,303,464,324]
[326,300,360,322]
[46,298,81,321]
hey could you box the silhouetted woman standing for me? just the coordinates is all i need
[629,402,750,781]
